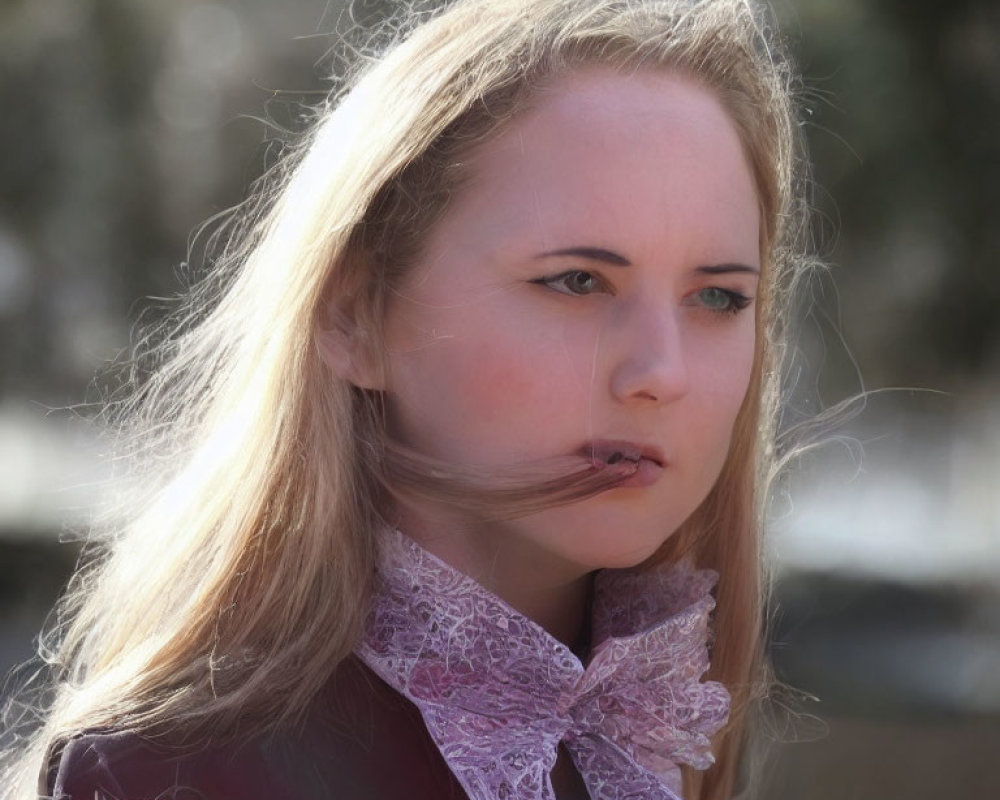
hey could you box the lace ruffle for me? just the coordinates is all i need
[357,530,730,800]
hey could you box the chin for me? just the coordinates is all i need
[584,539,672,571]
[532,513,679,574]
[538,485,701,570]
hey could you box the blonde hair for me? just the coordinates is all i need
[3,1,808,798]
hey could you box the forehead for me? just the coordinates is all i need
[524,66,743,149]
[426,66,760,263]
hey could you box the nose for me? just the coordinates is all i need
[608,299,690,406]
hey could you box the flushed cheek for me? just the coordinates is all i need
[456,346,543,416]
[386,324,586,460]
[447,334,584,427]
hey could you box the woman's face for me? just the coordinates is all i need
[377,68,760,577]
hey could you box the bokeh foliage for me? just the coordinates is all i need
[0,0,997,403]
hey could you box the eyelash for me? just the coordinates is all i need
[530,270,612,296]
[693,286,753,316]
[531,269,754,316]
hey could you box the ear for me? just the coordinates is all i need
[315,303,384,391]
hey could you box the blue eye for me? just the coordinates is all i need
[694,287,752,315]
[532,270,610,296]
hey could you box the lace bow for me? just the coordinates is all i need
[356,530,730,800]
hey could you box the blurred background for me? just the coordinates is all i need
[0,0,997,796]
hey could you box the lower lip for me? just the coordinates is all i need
[610,457,663,488]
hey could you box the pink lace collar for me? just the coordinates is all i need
[356,530,730,800]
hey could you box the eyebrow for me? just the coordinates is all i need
[535,247,632,266]
[695,263,761,276]
[535,247,760,276]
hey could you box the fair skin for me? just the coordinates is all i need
[331,67,760,647]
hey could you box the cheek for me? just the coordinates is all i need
[450,326,591,420]
[705,316,756,398]
[714,344,756,416]
[385,308,589,449]
[688,329,756,446]
[455,343,544,417]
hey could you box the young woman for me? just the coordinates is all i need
[3,1,809,798]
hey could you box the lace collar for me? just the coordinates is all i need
[356,530,730,800]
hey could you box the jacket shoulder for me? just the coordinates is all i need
[46,657,467,800]
[49,730,286,800]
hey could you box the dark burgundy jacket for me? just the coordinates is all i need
[46,656,470,800]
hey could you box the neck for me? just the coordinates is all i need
[392,505,595,648]
[505,570,594,651]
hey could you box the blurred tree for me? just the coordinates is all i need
[787,0,1000,390]
[0,0,163,399]
[0,0,997,405]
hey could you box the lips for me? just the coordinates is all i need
[580,440,665,469]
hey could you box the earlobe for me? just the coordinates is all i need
[315,313,384,391]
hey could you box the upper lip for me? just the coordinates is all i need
[580,439,665,468]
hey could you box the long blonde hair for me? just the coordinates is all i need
[4,2,808,798]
